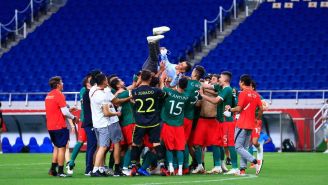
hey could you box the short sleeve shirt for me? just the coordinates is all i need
[117,90,135,126]
[45,89,67,130]
[236,89,262,129]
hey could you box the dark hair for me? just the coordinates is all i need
[212,74,220,79]
[221,71,232,82]
[95,73,107,85]
[240,74,252,86]
[178,77,188,90]
[110,78,120,90]
[180,61,192,73]
[194,65,205,80]
[108,74,118,82]
[90,69,102,86]
[150,76,160,87]
[251,80,257,90]
[140,70,152,81]
[49,76,62,89]
[82,75,91,87]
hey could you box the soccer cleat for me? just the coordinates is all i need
[106,168,114,176]
[183,168,190,175]
[91,170,102,177]
[153,26,170,35]
[224,168,239,175]
[150,165,161,175]
[66,165,74,176]
[221,162,229,172]
[138,168,151,176]
[122,168,131,176]
[177,170,183,176]
[235,169,246,176]
[160,166,170,176]
[84,171,91,176]
[48,169,58,177]
[130,166,138,176]
[113,170,126,177]
[58,173,67,178]
[191,164,205,174]
[147,35,164,43]
[256,160,264,175]
[206,166,223,174]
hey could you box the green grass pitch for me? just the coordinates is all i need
[0,152,327,185]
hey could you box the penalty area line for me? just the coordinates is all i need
[132,174,258,185]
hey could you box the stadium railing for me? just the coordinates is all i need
[0,0,49,49]
[0,90,327,107]
[313,103,328,150]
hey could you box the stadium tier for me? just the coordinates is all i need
[200,1,328,98]
[0,0,243,97]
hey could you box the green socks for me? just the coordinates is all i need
[195,146,203,165]
[183,144,190,168]
[229,146,238,169]
[123,149,131,168]
[69,141,83,167]
[212,146,221,167]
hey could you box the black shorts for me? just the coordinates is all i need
[48,128,69,148]
[132,124,161,146]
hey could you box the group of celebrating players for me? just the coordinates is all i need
[45,26,268,178]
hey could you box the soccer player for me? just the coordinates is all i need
[45,76,78,177]
[183,65,205,174]
[225,74,263,175]
[160,77,190,176]
[89,73,123,177]
[130,70,167,176]
[66,75,91,175]
[143,26,192,87]
[250,80,269,166]
[200,71,239,174]
[192,83,220,174]
[109,77,135,176]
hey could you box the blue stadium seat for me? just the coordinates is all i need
[1,137,13,153]
[12,137,24,153]
[28,137,40,153]
[39,137,53,153]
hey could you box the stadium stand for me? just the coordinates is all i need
[0,0,243,99]
[0,0,49,46]
[200,1,328,98]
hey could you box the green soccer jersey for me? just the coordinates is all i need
[80,87,86,123]
[117,90,135,127]
[184,80,201,120]
[216,86,234,122]
[161,87,189,126]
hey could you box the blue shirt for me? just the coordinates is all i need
[161,54,180,87]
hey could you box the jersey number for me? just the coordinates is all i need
[169,100,184,115]
[190,90,200,104]
[136,98,155,113]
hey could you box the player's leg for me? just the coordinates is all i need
[225,122,239,174]
[142,37,163,74]
[150,125,168,176]
[130,126,146,176]
[191,118,207,174]
[92,127,110,177]
[183,118,193,173]
[176,150,184,176]
[51,128,69,177]
[68,123,87,174]
[49,146,58,176]
[84,126,97,175]
[235,128,257,175]
[108,122,124,176]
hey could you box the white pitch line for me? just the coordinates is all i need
[132,174,258,185]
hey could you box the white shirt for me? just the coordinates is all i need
[89,86,119,128]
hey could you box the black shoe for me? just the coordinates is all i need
[48,169,58,177]
[113,170,126,177]
[91,170,102,177]
[226,157,232,165]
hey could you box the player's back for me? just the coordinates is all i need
[132,85,164,127]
